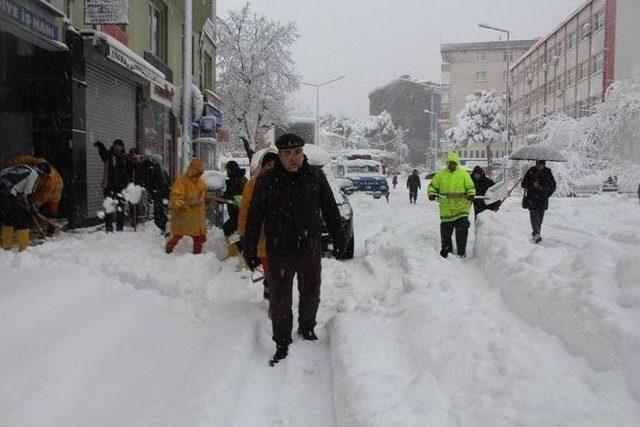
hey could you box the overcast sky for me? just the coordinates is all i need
[218,0,585,118]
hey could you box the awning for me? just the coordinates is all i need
[204,103,223,123]
[0,0,67,51]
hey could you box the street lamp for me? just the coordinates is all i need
[300,75,346,145]
[424,109,438,170]
[479,22,511,155]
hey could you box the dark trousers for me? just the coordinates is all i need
[104,191,125,232]
[529,208,546,236]
[440,217,470,257]
[268,254,322,345]
[0,191,30,229]
[152,196,168,233]
[409,188,418,203]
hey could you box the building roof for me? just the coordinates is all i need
[510,0,594,70]
[368,77,439,98]
[441,39,539,53]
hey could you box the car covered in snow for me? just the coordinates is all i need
[334,159,389,199]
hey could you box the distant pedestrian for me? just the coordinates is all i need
[95,140,129,232]
[166,159,207,254]
[471,166,496,217]
[637,182,640,205]
[244,133,345,366]
[392,174,398,189]
[427,152,475,258]
[406,169,421,204]
[522,160,556,244]
[222,160,248,238]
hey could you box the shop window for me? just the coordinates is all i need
[149,1,167,62]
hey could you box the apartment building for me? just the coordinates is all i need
[511,0,640,148]
[440,39,537,163]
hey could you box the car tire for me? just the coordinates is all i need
[335,236,354,260]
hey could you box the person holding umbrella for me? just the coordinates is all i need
[521,160,556,244]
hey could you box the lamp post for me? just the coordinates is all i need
[300,75,346,145]
[424,109,438,170]
[479,22,511,155]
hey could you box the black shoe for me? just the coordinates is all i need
[297,328,318,341]
[269,344,288,366]
[440,249,449,258]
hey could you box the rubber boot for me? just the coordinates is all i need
[16,229,30,252]
[269,343,289,367]
[2,226,13,250]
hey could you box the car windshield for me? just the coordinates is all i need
[347,165,379,174]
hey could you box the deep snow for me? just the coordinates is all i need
[1,188,639,426]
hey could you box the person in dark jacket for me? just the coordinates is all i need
[130,150,171,234]
[222,160,248,238]
[471,166,496,217]
[95,139,129,232]
[522,160,556,243]
[244,133,345,366]
[392,174,398,189]
[406,169,421,203]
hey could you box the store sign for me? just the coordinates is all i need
[1,0,59,41]
[85,0,129,25]
[151,81,175,108]
[107,45,164,85]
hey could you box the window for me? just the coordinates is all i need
[481,150,485,158]
[463,150,467,158]
[593,10,605,33]
[555,41,563,57]
[475,71,487,82]
[442,91,450,104]
[567,68,575,86]
[148,1,167,61]
[578,61,589,81]
[202,52,213,89]
[502,51,515,62]
[556,73,564,92]
[592,52,603,74]
[580,21,591,42]
[567,31,576,49]
[442,52,450,62]
[476,51,487,62]
[475,150,480,158]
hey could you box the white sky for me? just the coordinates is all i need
[218,0,585,118]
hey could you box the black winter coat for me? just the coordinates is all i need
[140,159,170,200]
[245,157,344,262]
[407,174,421,191]
[522,166,556,210]
[472,174,495,214]
[96,143,129,194]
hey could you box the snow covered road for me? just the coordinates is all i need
[1,189,639,426]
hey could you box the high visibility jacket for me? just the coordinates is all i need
[170,159,207,236]
[427,153,475,222]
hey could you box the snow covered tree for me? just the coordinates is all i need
[216,3,300,150]
[538,77,640,194]
[446,91,506,165]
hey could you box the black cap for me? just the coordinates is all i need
[275,133,305,150]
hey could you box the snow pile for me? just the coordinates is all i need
[122,183,144,204]
[305,143,331,166]
[475,196,640,401]
[202,170,226,191]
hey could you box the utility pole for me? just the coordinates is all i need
[181,0,193,173]
[300,75,346,144]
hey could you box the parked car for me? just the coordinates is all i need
[334,159,389,199]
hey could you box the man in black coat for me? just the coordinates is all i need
[95,139,129,232]
[222,160,248,238]
[406,169,421,203]
[130,151,171,234]
[522,160,556,243]
[471,166,495,217]
[244,133,345,366]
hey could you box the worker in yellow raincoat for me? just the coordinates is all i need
[166,159,207,254]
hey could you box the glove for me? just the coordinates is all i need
[243,249,260,271]
[467,194,475,201]
[428,194,436,201]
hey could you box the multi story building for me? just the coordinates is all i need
[511,0,640,148]
[440,39,537,163]
[368,76,441,169]
[0,0,219,226]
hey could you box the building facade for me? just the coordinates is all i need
[368,77,441,169]
[440,39,537,163]
[510,0,640,148]
[0,0,218,226]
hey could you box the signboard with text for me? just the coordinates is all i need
[0,0,60,41]
[85,0,129,25]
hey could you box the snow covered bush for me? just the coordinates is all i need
[216,4,300,150]
[539,78,640,194]
[446,91,506,164]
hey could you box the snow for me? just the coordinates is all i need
[202,170,226,191]
[1,189,639,426]
[122,183,144,204]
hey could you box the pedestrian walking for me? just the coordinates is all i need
[222,160,248,239]
[407,169,421,203]
[427,152,475,258]
[165,159,207,254]
[243,134,345,366]
[237,149,279,301]
[470,166,496,217]
[392,174,398,189]
[95,140,129,232]
[0,162,51,251]
[522,160,556,244]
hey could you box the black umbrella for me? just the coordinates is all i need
[510,145,567,162]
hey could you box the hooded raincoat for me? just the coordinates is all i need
[169,159,207,236]
[427,152,475,222]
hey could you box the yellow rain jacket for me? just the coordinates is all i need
[170,159,207,236]
[5,155,64,212]
[237,171,267,258]
[428,152,476,222]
